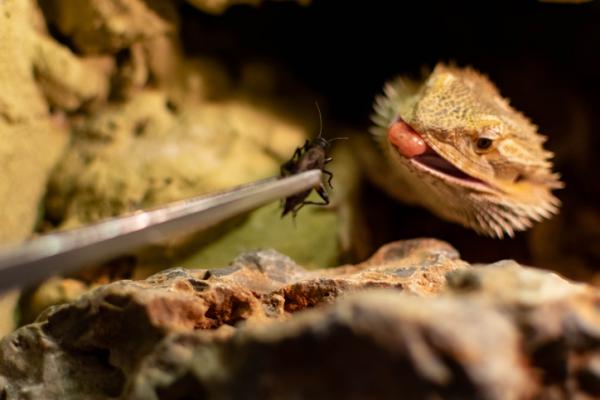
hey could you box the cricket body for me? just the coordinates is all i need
[370,63,563,238]
[280,137,334,217]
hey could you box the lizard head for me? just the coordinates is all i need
[371,64,563,238]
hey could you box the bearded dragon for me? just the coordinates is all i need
[366,63,563,238]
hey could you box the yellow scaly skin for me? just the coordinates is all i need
[370,64,563,238]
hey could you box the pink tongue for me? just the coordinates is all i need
[388,120,427,158]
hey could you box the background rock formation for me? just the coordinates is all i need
[0,0,107,244]
[0,0,353,336]
[36,0,352,275]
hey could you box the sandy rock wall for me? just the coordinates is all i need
[0,0,353,336]
[0,0,109,244]
[0,0,353,334]
[35,0,322,232]
[186,0,310,15]
[45,92,306,228]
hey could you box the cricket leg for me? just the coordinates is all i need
[322,169,334,188]
[301,185,330,206]
[294,145,305,159]
[280,146,305,175]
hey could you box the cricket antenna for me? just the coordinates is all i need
[315,101,323,139]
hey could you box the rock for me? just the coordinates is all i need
[44,91,307,228]
[0,0,111,244]
[0,239,466,398]
[181,202,340,271]
[126,291,531,400]
[40,0,176,54]
[0,291,18,338]
[36,88,348,285]
[40,0,230,102]
[7,239,600,398]
[0,0,113,336]
[185,0,311,15]
[16,0,352,317]
[18,278,88,325]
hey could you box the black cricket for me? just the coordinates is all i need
[280,105,345,217]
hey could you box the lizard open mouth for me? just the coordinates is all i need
[412,152,484,183]
[388,119,488,187]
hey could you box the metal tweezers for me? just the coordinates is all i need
[0,170,322,292]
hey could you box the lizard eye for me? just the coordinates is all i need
[475,137,494,152]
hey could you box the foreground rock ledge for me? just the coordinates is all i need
[1,239,600,399]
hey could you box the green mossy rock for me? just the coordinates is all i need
[183,199,340,270]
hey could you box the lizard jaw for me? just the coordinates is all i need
[371,70,562,238]
[409,155,494,193]
[386,121,559,238]
[388,120,496,193]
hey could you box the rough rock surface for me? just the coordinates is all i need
[41,0,176,54]
[4,0,350,330]
[44,91,306,228]
[0,0,114,335]
[39,0,320,233]
[186,0,311,15]
[0,0,109,244]
[29,0,349,279]
[2,239,600,399]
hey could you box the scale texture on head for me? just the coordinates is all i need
[370,64,563,238]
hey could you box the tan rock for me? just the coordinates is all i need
[40,0,176,54]
[0,240,535,398]
[4,239,600,398]
[39,0,232,103]
[0,291,18,338]
[185,0,311,15]
[0,0,110,244]
[45,91,307,228]
[0,240,465,397]
[19,278,88,325]
[127,291,531,400]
